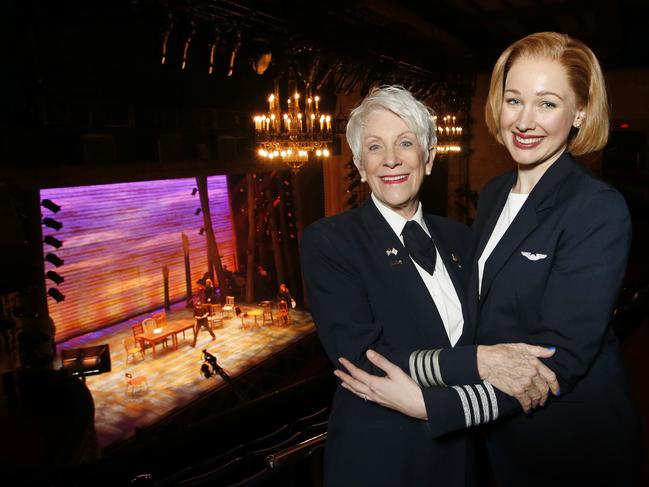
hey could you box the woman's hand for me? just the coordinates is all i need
[477,343,560,412]
[335,350,428,420]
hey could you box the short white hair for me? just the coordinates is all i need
[345,85,437,168]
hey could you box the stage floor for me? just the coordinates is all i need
[56,302,316,450]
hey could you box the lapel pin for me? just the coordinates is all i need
[390,259,403,267]
[451,252,462,269]
[386,248,398,256]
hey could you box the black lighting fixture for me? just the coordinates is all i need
[41,199,61,213]
[198,227,205,235]
[43,235,63,249]
[45,252,64,267]
[191,187,198,196]
[47,288,65,302]
[194,208,201,216]
[46,270,64,285]
[42,217,63,231]
[227,29,242,77]
[200,349,245,400]
[249,37,272,75]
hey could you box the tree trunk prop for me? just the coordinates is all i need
[246,174,256,303]
[196,176,228,300]
[181,232,192,308]
[162,265,170,310]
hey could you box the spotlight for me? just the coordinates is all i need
[199,227,205,235]
[251,52,272,75]
[200,349,220,378]
[249,38,272,75]
[48,288,65,302]
[227,30,242,77]
[180,22,195,70]
[41,199,61,213]
[194,208,202,216]
[46,270,64,285]
[207,28,221,75]
[43,235,63,249]
[45,253,64,267]
[43,217,63,231]
[192,187,198,196]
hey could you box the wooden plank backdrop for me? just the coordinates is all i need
[41,176,237,342]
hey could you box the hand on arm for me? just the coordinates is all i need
[336,350,427,420]
[476,343,559,412]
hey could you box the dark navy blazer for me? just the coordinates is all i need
[300,198,475,487]
[433,153,641,486]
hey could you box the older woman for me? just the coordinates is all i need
[338,33,641,486]
[300,85,474,486]
[300,86,554,487]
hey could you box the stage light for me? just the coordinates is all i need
[46,270,64,285]
[192,187,198,196]
[43,235,63,249]
[180,22,195,70]
[48,288,65,302]
[199,227,205,235]
[43,217,63,231]
[252,52,272,75]
[249,38,272,75]
[41,199,61,213]
[45,253,64,267]
[194,208,202,215]
[227,30,242,77]
[207,28,221,75]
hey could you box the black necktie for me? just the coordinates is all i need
[401,220,437,275]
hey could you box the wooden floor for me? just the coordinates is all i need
[56,302,316,450]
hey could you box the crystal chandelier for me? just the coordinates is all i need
[434,114,464,154]
[253,83,333,172]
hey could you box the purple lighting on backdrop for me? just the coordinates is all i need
[41,176,237,342]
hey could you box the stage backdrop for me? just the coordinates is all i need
[41,176,237,342]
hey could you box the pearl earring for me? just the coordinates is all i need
[360,177,366,183]
[425,171,431,176]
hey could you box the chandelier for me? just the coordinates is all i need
[253,84,333,172]
[434,114,464,154]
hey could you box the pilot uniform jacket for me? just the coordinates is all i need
[300,198,475,487]
[421,153,641,486]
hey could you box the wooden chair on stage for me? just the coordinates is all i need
[261,301,274,326]
[278,300,292,326]
[124,337,145,363]
[209,303,223,329]
[132,322,149,354]
[222,296,236,318]
[125,372,148,396]
[143,317,169,347]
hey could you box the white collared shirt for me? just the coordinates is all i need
[478,191,528,296]
[371,194,464,346]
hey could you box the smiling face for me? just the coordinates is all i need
[358,108,433,219]
[499,56,585,172]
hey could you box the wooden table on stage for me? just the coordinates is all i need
[241,309,263,329]
[138,321,196,358]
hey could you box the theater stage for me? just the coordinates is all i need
[55,302,316,450]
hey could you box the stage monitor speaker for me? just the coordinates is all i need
[60,344,111,378]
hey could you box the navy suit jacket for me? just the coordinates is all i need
[431,153,641,485]
[300,198,475,487]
